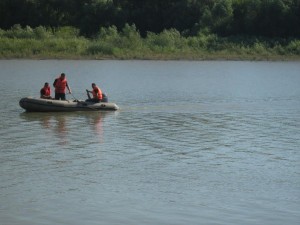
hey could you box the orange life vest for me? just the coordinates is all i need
[41,86,51,96]
[55,77,67,93]
[92,86,102,100]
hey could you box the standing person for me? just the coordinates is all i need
[86,83,103,102]
[53,73,71,100]
[40,82,52,99]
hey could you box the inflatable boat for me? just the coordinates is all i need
[19,97,119,112]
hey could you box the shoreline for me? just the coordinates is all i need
[1,54,299,61]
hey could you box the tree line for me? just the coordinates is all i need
[1,0,299,38]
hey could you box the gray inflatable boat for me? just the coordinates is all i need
[19,97,119,112]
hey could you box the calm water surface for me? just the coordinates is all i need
[0,60,299,225]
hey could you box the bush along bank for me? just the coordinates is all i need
[0,24,300,60]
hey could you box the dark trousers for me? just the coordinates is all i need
[55,93,66,100]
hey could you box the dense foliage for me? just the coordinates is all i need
[1,24,299,60]
[1,0,299,38]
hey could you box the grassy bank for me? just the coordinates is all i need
[1,25,300,60]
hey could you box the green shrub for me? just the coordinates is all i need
[97,25,119,40]
[86,41,114,55]
[0,24,299,60]
[119,24,143,49]
[53,26,80,38]
[34,26,52,39]
[286,40,300,54]
[146,29,184,52]
[3,24,35,39]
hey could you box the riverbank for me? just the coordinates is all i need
[2,52,299,61]
[1,25,299,61]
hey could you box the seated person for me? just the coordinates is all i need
[40,82,52,99]
[86,83,102,102]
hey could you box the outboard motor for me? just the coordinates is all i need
[102,93,108,102]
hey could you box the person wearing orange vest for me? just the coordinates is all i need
[53,73,71,100]
[86,83,103,102]
[40,82,52,99]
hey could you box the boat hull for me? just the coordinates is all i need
[19,97,119,112]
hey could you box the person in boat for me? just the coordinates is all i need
[86,83,103,103]
[53,73,71,100]
[40,82,52,99]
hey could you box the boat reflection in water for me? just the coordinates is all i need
[19,111,116,145]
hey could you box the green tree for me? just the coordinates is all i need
[257,0,289,37]
[232,0,261,35]
[0,0,299,38]
[211,0,233,35]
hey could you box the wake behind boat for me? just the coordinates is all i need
[19,97,119,112]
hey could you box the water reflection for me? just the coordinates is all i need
[54,115,68,145]
[85,112,104,143]
[20,112,115,145]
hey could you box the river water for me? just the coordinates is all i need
[0,60,299,225]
